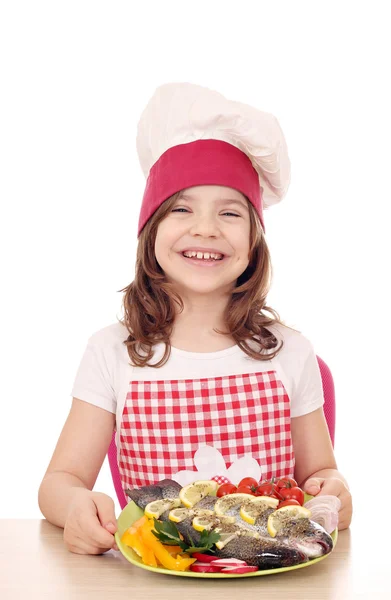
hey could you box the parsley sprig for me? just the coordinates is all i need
[152,518,220,554]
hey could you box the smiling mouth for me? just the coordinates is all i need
[181,251,225,262]
[179,252,227,266]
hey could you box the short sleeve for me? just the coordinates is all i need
[290,343,325,418]
[70,338,117,414]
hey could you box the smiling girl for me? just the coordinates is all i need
[155,185,253,352]
[38,83,352,555]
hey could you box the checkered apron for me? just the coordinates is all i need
[118,370,295,490]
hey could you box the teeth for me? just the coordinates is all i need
[183,251,223,260]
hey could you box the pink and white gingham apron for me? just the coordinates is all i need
[118,370,295,490]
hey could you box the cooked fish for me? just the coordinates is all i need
[174,511,308,569]
[125,478,181,509]
[125,479,333,568]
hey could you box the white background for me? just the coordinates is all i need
[1,1,390,519]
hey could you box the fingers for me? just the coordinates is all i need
[316,478,346,497]
[308,479,352,530]
[64,491,120,555]
[302,477,353,529]
[65,531,119,554]
[80,512,117,548]
[305,477,344,497]
[65,534,111,555]
[93,493,118,533]
[103,523,119,550]
[64,524,116,555]
[303,477,325,495]
[337,502,353,530]
[337,489,353,530]
[64,515,116,555]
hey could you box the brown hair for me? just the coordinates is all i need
[117,192,287,367]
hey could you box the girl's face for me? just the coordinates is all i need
[154,185,251,299]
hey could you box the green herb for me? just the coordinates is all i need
[152,518,220,554]
[152,518,188,551]
[185,529,221,554]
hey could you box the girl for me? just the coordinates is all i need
[38,83,352,555]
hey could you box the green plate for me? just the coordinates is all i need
[115,496,338,578]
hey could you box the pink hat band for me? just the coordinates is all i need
[137,139,264,236]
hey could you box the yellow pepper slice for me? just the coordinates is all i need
[121,527,157,567]
[140,520,197,571]
[130,515,148,531]
[162,545,184,556]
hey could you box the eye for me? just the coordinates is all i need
[171,208,241,217]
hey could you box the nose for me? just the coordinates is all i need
[189,212,220,238]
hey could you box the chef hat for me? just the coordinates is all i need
[136,82,291,236]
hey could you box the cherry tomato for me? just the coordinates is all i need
[238,477,259,492]
[216,483,237,497]
[276,477,298,490]
[255,481,283,498]
[278,486,305,505]
[278,499,301,508]
[236,485,256,495]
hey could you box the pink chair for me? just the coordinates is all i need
[316,356,336,445]
[108,356,336,509]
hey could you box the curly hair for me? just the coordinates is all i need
[117,191,286,367]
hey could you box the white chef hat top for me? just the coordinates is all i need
[136,82,291,235]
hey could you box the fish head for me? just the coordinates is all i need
[277,518,334,558]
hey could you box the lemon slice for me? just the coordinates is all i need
[192,513,235,532]
[250,495,280,508]
[179,480,219,508]
[215,531,240,549]
[144,498,181,519]
[169,508,214,523]
[214,493,254,517]
[239,496,279,525]
[192,515,216,532]
[168,508,193,523]
[267,505,312,538]
[214,527,261,550]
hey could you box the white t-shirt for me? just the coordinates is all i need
[70,321,324,430]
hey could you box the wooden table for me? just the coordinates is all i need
[0,519,382,599]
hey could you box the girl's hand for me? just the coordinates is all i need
[303,477,352,530]
[64,488,119,554]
